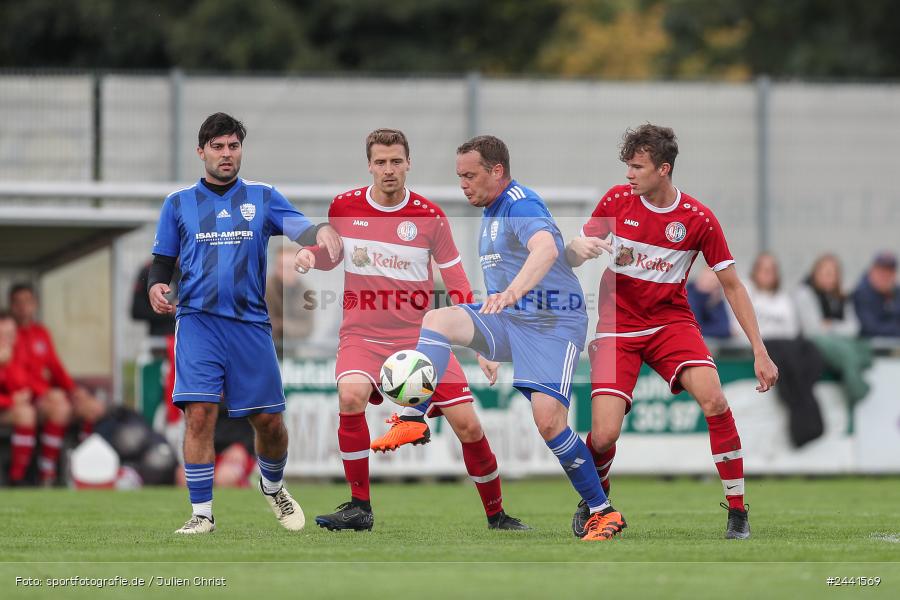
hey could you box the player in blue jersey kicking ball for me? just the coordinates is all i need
[402,135,625,541]
[148,112,341,534]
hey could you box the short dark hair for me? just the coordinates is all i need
[365,128,410,160]
[9,282,34,301]
[620,124,678,176]
[457,135,511,178]
[198,112,246,149]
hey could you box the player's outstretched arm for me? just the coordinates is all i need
[565,236,612,267]
[716,265,779,392]
[481,231,557,314]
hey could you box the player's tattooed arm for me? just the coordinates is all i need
[565,235,612,267]
[716,265,779,392]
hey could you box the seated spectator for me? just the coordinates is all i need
[266,246,315,358]
[853,251,900,337]
[9,283,106,483]
[744,253,825,448]
[0,311,37,485]
[795,254,872,404]
[687,267,732,338]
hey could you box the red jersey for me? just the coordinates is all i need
[14,323,76,395]
[309,186,472,343]
[0,354,30,409]
[581,184,734,334]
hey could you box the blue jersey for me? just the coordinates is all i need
[153,178,314,323]
[479,180,587,337]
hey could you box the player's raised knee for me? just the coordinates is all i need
[337,388,370,414]
[451,417,483,443]
[698,390,729,417]
[421,307,450,332]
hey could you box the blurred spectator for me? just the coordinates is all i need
[266,246,315,358]
[687,267,731,338]
[0,310,37,485]
[795,254,872,404]
[131,259,178,338]
[853,251,900,338]
[744,253,824,448]
[131,260,181,426]
[9,283,105,483]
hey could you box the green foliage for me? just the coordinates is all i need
[1,0,900,78]
[661,0,900,79]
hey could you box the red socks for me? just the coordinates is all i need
[39,422,66,483]
[338,412,370,501]
[462,435,503,517]
[10,426,36,482]
[585,432,616,496]
[706,408,745,510]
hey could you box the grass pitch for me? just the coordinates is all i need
[2,477,898,599]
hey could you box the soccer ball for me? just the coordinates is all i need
[379,350,436,407]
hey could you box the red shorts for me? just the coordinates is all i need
[335,338,473,418]
[588,322,716,413]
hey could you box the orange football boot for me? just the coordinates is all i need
[370,413,431,452]
[580,509,627,541]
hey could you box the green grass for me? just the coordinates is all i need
[2,477,899,599]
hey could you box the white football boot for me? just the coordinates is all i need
[260,479,306,531]
[175,514,216,534]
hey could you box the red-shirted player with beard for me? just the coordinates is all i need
[295,129,528,532]
[566,124,779,540]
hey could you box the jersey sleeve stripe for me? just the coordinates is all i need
[711,259,735,272]
[435,255,462,269]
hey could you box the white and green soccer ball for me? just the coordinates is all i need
[379,350,436,407]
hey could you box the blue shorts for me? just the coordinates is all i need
[173,312,285,417]
[459,304,585,407]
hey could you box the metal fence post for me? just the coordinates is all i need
[756,75,771,254]
[91,71,103,182]
[466,71,481,139]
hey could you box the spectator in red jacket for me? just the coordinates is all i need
[0,311,38,485]
[9,283,105,483]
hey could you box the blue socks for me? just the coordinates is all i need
[408,328,452,417]
[546,428,609,512]
[185,462,214,518]
[415,328,452,384]
[258,453,287,494]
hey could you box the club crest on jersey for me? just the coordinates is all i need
[490,220,499,241]
[396,221,417,241]
[239,203,256,222]
[351,246,371,267]
[665,221,687,243]
[615,244,635,267]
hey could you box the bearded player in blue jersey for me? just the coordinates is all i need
[403,136,625,541]
[148,112,341,534]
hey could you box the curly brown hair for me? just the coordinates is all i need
[619,124,678,176]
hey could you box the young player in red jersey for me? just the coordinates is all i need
[295,129,528,531]
[0,311,39,485]
[566,124,779,539]
[9,284,105,484]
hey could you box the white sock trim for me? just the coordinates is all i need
[722,478,744,496]
[470,468,500,484]
[192,501,213,519]
[340,449,370,461]
[260,476,283,495]
[588,500,611,514]
[712,449,743,463]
